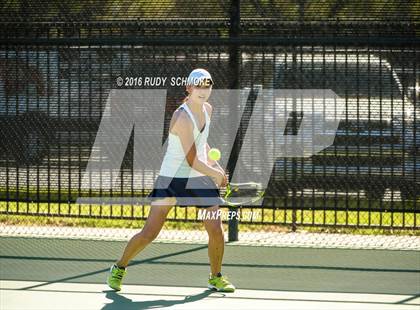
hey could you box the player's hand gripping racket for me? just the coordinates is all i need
[208,148,265,206]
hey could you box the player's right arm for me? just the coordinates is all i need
[171,110,225,186]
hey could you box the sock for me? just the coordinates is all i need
[216,272,222,277]
[115,264,126,270]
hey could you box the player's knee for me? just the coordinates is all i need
[206,223,224,238]
[139,229,160,243]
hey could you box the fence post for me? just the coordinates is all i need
[227,0,241,242]
[291,52,298,232]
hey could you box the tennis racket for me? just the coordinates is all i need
[222,182,265,207]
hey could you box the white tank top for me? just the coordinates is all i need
[159,102,210,178]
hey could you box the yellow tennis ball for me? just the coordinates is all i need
[208,148,221,161]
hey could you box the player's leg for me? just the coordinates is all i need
[116,197,176,267]
[202,205,225,276]
[203,205,235,292]
[107,197,175,291]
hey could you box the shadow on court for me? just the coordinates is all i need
[102,289,215,310]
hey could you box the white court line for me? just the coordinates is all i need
[0,280,418,310]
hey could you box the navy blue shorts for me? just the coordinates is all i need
[148,175,224,207]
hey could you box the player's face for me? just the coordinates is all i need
[188,82,212,103]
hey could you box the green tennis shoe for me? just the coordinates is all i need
[208,273,235,292]
[107,264,127,291]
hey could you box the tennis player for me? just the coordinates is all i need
[107,68,235,292]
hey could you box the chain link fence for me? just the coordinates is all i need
[0,1,419,245]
